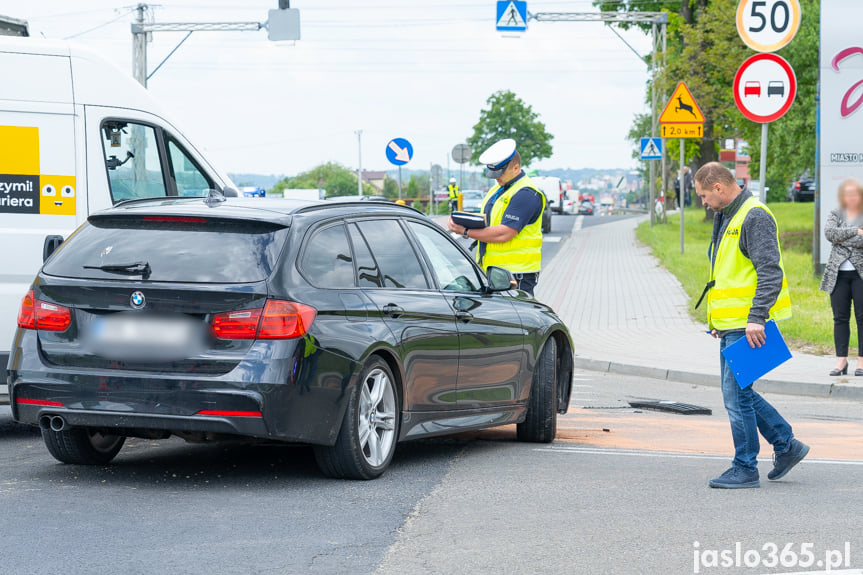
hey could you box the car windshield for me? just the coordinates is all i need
[43,216,289,283]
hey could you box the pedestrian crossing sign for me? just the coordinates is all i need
[640,137,663,161]
[496,1,527,32]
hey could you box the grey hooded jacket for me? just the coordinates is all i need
[820,208,863,293]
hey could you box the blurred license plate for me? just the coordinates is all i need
[88,313,204,361]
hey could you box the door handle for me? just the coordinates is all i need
[382,304,404,318]
[455,310,474,323]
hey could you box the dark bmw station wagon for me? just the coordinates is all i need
[8,195,573,479]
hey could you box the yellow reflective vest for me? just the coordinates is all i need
[448,184,459,199]
[707,197,792,330]
[477,174,545,273]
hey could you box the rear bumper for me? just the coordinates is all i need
[8,331,359,446]
[16,404,270,438]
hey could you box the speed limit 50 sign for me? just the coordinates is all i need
[736,0,801,53]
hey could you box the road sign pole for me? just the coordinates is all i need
[679,138,685,254]
[398,166,402,199]
[649,159,655,228]
[759,122,768,204]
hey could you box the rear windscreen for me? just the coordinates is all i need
[43,217,289,283]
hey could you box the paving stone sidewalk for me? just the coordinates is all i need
[536,216,863,400]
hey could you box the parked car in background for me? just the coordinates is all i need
[460,190,485,213]
[579,200,595,215]
[241,186,266,198]
[788,173,816,202]
[8,197,573,480]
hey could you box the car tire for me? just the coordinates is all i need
[314,357,400,480]
[41,428,125,465]
[517,338,557,443]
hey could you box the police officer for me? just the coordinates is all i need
[447,138,545,295]
[447,177,459,213]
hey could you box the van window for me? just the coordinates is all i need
[102,121,168,202]
[301,224,355,288]
[167,139,212,197]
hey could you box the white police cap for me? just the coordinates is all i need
[478,138,517,178]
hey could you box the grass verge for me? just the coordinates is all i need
[636,204,839,355]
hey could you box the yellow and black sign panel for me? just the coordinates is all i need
[659,82,706,124]
[660,123,704,139]
[0,125,76,215]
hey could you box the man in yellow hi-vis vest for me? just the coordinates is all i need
[447,178,459,213]
[694,162,808,489]
[447,139,544,295]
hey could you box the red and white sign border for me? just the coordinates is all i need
[733,52,797,123]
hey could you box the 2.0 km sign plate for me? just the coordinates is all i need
[736,0,801,53]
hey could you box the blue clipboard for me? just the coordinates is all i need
[720,320,792,389]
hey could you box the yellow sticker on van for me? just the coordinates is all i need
[0,125,76,216]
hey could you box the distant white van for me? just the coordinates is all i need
[532,176,567,215]
[0,37,237,399]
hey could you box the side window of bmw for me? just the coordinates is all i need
[355,219,428,290]
[347,223,383,288]
[301,223,356,288]
[407,222,483,293]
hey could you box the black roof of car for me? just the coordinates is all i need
[90,197,426,225]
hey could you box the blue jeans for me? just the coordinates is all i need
[720,331,794,470]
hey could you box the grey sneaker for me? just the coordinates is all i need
[709,466,760,489]
[768,439,810,480]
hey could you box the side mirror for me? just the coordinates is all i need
[222,187,239,197]
[43,235,64,262]
[486,266,515,292]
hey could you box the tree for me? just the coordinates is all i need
[466,90,553,167]
[270,162,376,198]
[597,0,817,200]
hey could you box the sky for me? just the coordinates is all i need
[7,1,655,177]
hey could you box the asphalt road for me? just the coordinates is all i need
[1,371,861,574]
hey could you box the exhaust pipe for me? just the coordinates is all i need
[39,415,51,430]
[49,416,66,432]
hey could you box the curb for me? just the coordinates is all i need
[574,356,863,401]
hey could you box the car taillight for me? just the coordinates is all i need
[794,181,801,190]
[17,290,72,332]
[212,300,316,340]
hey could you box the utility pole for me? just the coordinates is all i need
[130,3,290,88]
[355,129,363,197]
[132,3,148,87]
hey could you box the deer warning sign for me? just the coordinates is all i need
[660,83,705,124]
[659,82,705,139]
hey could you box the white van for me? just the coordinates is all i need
[0,37,236,400]
[532,176,566,215]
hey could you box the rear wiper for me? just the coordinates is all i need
[83,261,151,278]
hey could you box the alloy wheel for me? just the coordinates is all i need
[357,367,396,467]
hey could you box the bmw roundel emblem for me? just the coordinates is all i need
[130,291,146,309]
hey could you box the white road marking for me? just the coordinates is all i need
[573,215,584,232]
[535,446,863,466]
[543,236,562,243]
